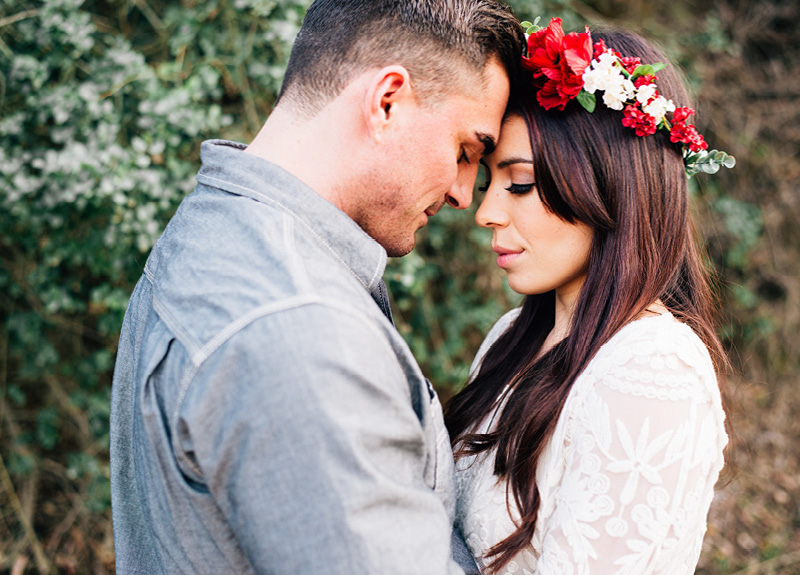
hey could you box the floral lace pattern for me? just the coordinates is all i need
[455,312,727,575]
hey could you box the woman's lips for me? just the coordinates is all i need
[493,246,523,268]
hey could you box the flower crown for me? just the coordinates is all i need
[520,17,735,177]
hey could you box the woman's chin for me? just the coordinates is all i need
[506,276,536,296]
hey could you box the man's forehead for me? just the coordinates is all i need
[458,63,509,153]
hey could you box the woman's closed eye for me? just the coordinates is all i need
[506,183,536,194]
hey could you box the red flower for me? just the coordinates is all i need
[669,122,691,143]
[522,18,592,111]
[592,38,620,60]
[672,106,695,123]
[670,107,707,152]
[536,79,564,110]
[690,135,709,152]
[621,57,642,75]
[522,17,564,78]
[622,105,658,137]
[562,29,592,72]
[592,38,606,60]
[634,75,657,89]
[670,121,708,152]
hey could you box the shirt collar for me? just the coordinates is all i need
[196,139,388,291]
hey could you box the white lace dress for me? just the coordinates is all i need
[454,310,727,575]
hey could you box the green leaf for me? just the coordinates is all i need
[632,63,666,78]
[683,148,736,177]
[577,90,596,113]
[521,16,542,34]
[684,152,701,164]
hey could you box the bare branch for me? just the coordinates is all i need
[0,453,53,574]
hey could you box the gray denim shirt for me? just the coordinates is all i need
[109,140,475,574]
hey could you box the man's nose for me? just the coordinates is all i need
[446,165,477,209]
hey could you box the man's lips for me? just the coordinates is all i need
[420,204,444,227]
[425,204,443,218]
[492,245,523,268]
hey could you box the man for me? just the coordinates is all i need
[109,1,523,573]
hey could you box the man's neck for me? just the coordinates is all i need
[253,101,368,212]
[247,107,318,188]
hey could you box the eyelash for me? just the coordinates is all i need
[506,183,535,194]
[459,149,471,164]
[477,161,535,194]
[478,181,535,194]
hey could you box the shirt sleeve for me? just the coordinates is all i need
[535,328,727,575]
[176,301,463,575]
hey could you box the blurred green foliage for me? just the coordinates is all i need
[0,0,307,570]
[1,0,794,572]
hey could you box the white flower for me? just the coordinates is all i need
[583,54,636,111]
[642,96,676,124]
[602,77,636,110]
[635,83,658,105]
[602,93,626,110]
[583,52,626,94]
[594,50,618,71]
[582,68,606,93]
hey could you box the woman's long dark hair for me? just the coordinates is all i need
[444,28,729,572]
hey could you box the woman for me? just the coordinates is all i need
[445,20,732,575]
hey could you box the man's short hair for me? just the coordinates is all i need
[277,0,524,116]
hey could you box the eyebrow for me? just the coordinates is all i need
[497,157,534,169]
[477,132,497,156]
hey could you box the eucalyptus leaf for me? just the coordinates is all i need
[522,16,542,34]
[684,148,736,178]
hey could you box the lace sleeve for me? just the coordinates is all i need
[535,325,727,575]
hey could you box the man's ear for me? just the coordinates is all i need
[363,65,415,142]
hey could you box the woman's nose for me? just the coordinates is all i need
[475,186,508,228]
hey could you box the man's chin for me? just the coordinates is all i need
[383,234,416,258]
[385,242,415,258]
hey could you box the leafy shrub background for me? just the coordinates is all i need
[0,0,797,573]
